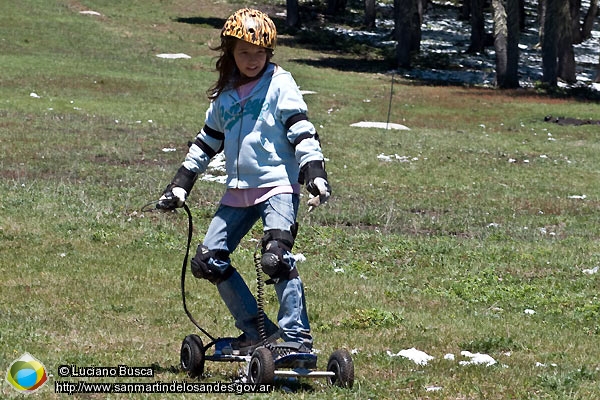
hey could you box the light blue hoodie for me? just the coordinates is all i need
[182,63,323,189]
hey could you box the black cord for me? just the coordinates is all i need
[140,200,216,341]
[254,244,275,351]
[181,204,216,342]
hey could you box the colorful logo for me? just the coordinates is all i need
[6,353,49,394]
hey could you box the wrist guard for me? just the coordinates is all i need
[170,166,198,193]
[298,160,327,185]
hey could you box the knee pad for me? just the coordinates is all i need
[191,245,234,285]
[260,228,299,282]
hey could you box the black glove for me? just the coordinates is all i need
[157,185,187,210]
[300,160,331,210]
[157,166,197,210]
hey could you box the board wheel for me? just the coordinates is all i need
[327,349,354,388]
[248,347,275,384]
[180,334,205,378]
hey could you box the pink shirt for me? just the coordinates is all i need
[221,184,301,208]
[237,79,259,106]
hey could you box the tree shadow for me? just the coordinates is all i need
[290,56,394,74]
[174,16,226,29]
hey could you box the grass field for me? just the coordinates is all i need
[2,0,600,398]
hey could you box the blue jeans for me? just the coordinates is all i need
[202,193,312,348]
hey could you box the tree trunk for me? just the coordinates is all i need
[542,0,558,85]
[365,0,376,29]
[326,0,347,16]
[411,0,423,52]
[569,0,582,44]
[595,52,600,83]
[558,0,577,83]
[493,0,508,86]
[493,0,519,88]
[395,0,420,68]
[519,0,525,30]
[506,0,520,87]
[286,0,300,28]
[460,0,471,20]
[543,0,576,85]
[581,0,598,40]
[468,0,486,53]
[537,0,547,46]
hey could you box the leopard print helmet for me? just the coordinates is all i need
[221,8,277,49]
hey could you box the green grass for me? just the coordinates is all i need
[2,0,600,398]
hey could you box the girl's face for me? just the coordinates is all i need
[233,40,268,79]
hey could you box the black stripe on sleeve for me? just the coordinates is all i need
[203,125,224,140]
[194,138,218,158]
[285,113,309,131]
[293,133,313,147]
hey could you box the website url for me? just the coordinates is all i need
[55,380,273,395]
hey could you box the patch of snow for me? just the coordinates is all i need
[293,253,307,263]
[200,153,227,184]
[387,348,434,365]
[156,53,191,59]
[30,92,41,98]
[200,174,227,184]
[459,351,497,366]
[536,361,558,368]
[524,308,536,315]
[582,266,599,275]
[162,148,177,152]
[444,353,455,360]
[426,386,443,392]
[79,10,102,16]
[377,153,414,162]
[208,153,226,172]
[351,121,410,130]
[567,194,586,199]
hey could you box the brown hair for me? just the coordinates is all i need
[206,37,273,101]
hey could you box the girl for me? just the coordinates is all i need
[159,8,331,357]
